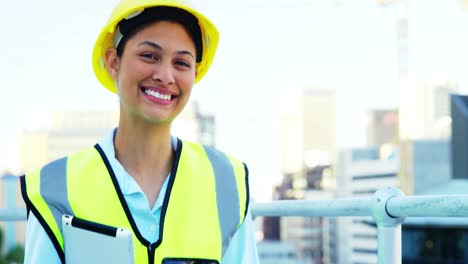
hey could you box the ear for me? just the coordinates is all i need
[105,48,120,80]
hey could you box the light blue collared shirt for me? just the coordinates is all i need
[24,129,259,263]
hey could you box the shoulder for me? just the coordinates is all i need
[180,139,247,167]
[180,139,251,219]
[27,146,99,175]
[22,146,101,194]
[222,208,259,263]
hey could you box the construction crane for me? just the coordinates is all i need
[375,0,409,79]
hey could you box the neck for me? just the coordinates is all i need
[114,113,175,204]
[115,122,173,174]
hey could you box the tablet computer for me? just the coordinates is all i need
[62,214,134,264]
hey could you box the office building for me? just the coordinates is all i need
[336,147,399,264]
[279,190,336,264]
[20,109,119,173]
[399,81,456,141]
[264,171,337,264]
[402,180,468,263]
[450,94,468,180]
[398,139,451,195]
[274,87,338,263]
[257,240,300,264]
[399,93,468,262]
[366,109,398,147]
[280,87,336,178]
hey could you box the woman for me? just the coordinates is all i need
[21,0,259,263]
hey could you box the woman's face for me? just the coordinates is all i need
[106,21,197,125]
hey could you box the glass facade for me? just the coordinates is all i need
[403,226,468,264]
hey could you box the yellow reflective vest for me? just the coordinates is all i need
[21,138,249,264]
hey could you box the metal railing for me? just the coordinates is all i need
[0,208,26,221]
[2,187,468,263]
[251,187,468,264]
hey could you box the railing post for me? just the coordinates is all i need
[372,187,406,264]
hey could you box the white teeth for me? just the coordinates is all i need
[144,89,172,101]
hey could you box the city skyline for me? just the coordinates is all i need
[2,0,468,201]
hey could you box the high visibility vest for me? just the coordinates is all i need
[21,138,249,264]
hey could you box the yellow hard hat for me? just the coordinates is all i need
[92,0,219,94]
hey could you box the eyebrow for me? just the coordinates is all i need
[138,41,195,59]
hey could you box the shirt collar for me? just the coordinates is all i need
[98,128,177,196]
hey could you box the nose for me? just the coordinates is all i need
[152,62,175,85]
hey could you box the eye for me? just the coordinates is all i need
[175,59,191,69]
[140,53,158,61]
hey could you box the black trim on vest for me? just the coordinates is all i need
[94,139,183,262]
[151,138,183,257]
[20,175,66,264]
[162,257,219,264]
[94,144,150,247]
[243,163,250,220]
[19,175,30,219]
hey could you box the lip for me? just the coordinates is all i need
[140,86,176,105]
[142,85,176,96]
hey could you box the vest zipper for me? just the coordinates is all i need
[148,243,155,264]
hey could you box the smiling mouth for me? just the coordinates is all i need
[141,87,173,101]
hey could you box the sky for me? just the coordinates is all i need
[2,0,468,200]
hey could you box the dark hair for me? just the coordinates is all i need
[115,6,203,62]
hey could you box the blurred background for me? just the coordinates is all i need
[2,0,468,263]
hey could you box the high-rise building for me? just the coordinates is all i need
[402,180,468,263]
[398,92,468,262]
[399,81,457,141]
[398,139,451,195]
[366,109,398,147]
[450,94,468,180]
[276,87,337,263]
[336,147,399,264]
[403,223,468,263]
[301,89,336,167]
[279,190,335,264]
[257,240,300,264]
[280,87,336,179]
[20,109,119,173]
[264,169,337,264]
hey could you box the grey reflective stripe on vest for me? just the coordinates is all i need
[40,157,73,232]
[203,146,241,257]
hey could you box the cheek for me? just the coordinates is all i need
[181,78,195,95]
[117,62,146,85]
[181,71,196,90]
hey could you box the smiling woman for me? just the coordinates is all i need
[19,0,259,263]
[107,20,197,126]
